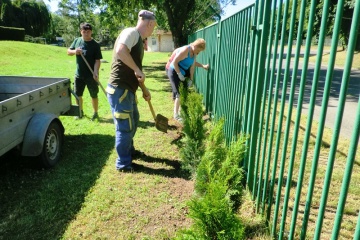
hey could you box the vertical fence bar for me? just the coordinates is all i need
[230,14,243,139]
[331,1,360,236]
[355,212,360,240]
[221,17,232,140]
[262,0,282,215]
[278,0,307,238]
[272,0,295,235]
[236,7,254,134]
[247,0,272,196]
[288,0,320,238]
[313,1,346,238]
[225,16,235,140]
[299,0,332,238]
[331,98,360,239]
[253,0,272,197]
[256,0,278,213]
[228,15,241,141]
[212,16,222,120]
[233,11,246,137]
[244,0,261,189]
[266,0,287,226]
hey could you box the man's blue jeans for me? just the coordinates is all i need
[106,84,139,170]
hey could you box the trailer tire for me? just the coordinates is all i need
[39,121,64,168]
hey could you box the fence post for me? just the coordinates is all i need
[256,0,278,215]
[244,0,261,190]
[212,12,222,119]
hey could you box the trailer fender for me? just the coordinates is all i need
[22,113,65,157]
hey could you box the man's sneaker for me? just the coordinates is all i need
[117,163,143,173]
[174,115,183,122]
[117,166,133,173]
[75,110,84,120]
[91,112,99,121]
[131,149,145,158]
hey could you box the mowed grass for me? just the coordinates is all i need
[0,41,192,239]
[0,41,358,240]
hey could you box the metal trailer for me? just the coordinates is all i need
[0,76,80,168]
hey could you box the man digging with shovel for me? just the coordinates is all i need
[106,10,157,172]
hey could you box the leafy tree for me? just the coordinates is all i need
[19,0,51,36]
[0,0,51,37]
[56,0,101,45]
[307,0,358,50]
[98,0,234,47]
[275,0,357,50]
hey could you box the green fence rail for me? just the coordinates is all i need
[189,0,360,239]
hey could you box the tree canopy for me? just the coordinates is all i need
[0,0,51,37]
[95,0,233,47]
[1,0,357,50]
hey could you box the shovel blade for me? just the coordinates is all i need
[155,114,168,133]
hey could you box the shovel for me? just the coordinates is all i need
[80,53,107,96]
[139,82,168,133]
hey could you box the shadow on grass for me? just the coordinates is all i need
[0,133,113,240]
[132,154,191,180]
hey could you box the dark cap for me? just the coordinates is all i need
[138,10,156,20]
[80,22,92,31]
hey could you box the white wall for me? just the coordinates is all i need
[159,35,174,52]
[147,34,174,52]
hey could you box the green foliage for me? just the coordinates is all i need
[57,0,102,45]
[177,116,247,239]
[195,118,247,210]
[194,119,227,195]
[179,84,206,176]
[179,180,244,240]
[180,84,205,143]
[179,136,203,176]
[217,134,248,211]
[0,0,51,37]
[98,0,228,47]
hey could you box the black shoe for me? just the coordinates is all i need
[117,163,143,173]
[131,162,143,170]
[131,150,145,158]
[117,166,134,173]
[91,112,99,121]
[75,110,84,120]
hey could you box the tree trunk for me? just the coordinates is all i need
[162,0,195,48]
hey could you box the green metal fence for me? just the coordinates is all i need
[189,0,360,239]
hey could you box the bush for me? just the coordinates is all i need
[180,83,206,143]
[217,134,247,211]
[195,118,247,210]
[176,90,248,239]
[176,181,245,240]
[195,119,227,195]
[0,26,25,41]
[179,83,206,176]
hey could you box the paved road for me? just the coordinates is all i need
[280,59,360,141]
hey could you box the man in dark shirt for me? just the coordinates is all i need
[67,22,102,121]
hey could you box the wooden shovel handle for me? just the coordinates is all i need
[80,53,107,95]
[147,100,157,121]
[139,82,156,120]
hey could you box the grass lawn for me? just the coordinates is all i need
[0,41,193,239]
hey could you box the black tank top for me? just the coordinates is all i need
[109,32,144,93]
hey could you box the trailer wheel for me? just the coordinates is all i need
[40,121,64,168]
